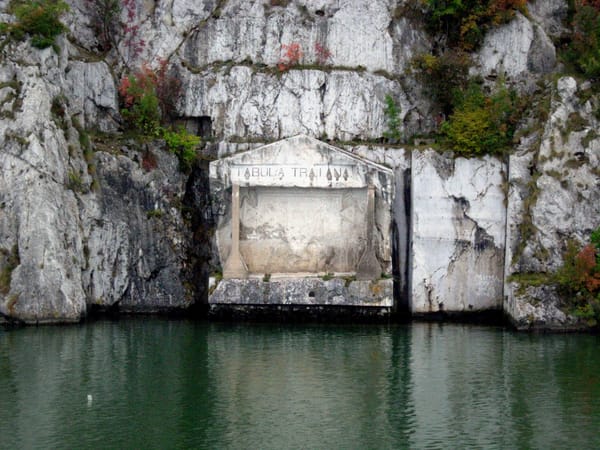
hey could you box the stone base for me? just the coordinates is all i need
[209,277,393,309]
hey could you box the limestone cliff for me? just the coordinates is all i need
[504,76,600,330]
[0,0,598,328]
[0,40,205,322]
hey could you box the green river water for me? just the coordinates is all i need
[1,319,599,449]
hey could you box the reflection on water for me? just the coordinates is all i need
[1,320,599,449]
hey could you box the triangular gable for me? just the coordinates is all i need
[210,135,393,190]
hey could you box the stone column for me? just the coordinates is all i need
[223,183,248,279]
[357,181,381,280]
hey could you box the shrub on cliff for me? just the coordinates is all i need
[440,80,520,155]
[1,0,69,49]
[424,0,527,50]
[119,62,200,171]
[566,1,600,78]
[163,127,200,172]
[411,50,471,116]
[119,65,161,136]
[555,228,600,326]
[383,95,402,143]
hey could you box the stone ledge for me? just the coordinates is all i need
[209,278,393,308]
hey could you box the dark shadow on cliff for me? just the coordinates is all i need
[181,158,214,318]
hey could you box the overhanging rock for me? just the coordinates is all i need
[208,135,394,314]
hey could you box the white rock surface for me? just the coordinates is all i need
[474,12,556,79]
[0,49,86,322]
[0,40,195,323]
[1,0,598,327]
[504,77,600,329]
[411,150,506,313]
[528,0,568,38]
[64,61,119,132]
[181,66,412,141]
[177,0,428,73]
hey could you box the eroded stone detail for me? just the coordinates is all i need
[210,278,393,308]
[411,150,506,314]
[503,77,600,329]
[209,135,394,310]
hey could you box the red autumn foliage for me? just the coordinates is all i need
[577,244,600,292]
[118,60,181,128]
[277,43,303,71]
[118,63,157,108]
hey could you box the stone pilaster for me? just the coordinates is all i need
[223,183,248,279]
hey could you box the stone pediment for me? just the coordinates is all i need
[210,135,394,191]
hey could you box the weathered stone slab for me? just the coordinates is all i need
[210,135,394,277]
[209,278,393,308]
[410,150,506,314]
[209,135,395,312]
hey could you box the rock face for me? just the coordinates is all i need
[504,76,600,330]
[83,147,191,313]
[64,61,119,132]
[0,40,201,323]
[410,150,506,314]
[0,43,87,322]
[474,11,556,81]
[0,0,598,328]
[181,68,416,142]
[63,0,436,141]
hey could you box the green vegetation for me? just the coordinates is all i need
[383,94,402,143]
[440,80,522,155]
[71,117,97,189]
[163,127,201,172]
[565,1,600,78]
[515,227,600,327]
[554,229,600,326]
[146,209,164,219]
[343,275,356,287]
[423,0,527,51]
[412,50,471,116]
[1,0,69,49]
[209,271,223,295]
[119,63,201,172]
[411,49,524,156]
[67,170,86,193]
[508,272,550,293]
[119,66,162,136]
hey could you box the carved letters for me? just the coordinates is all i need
[231,164,359,186]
